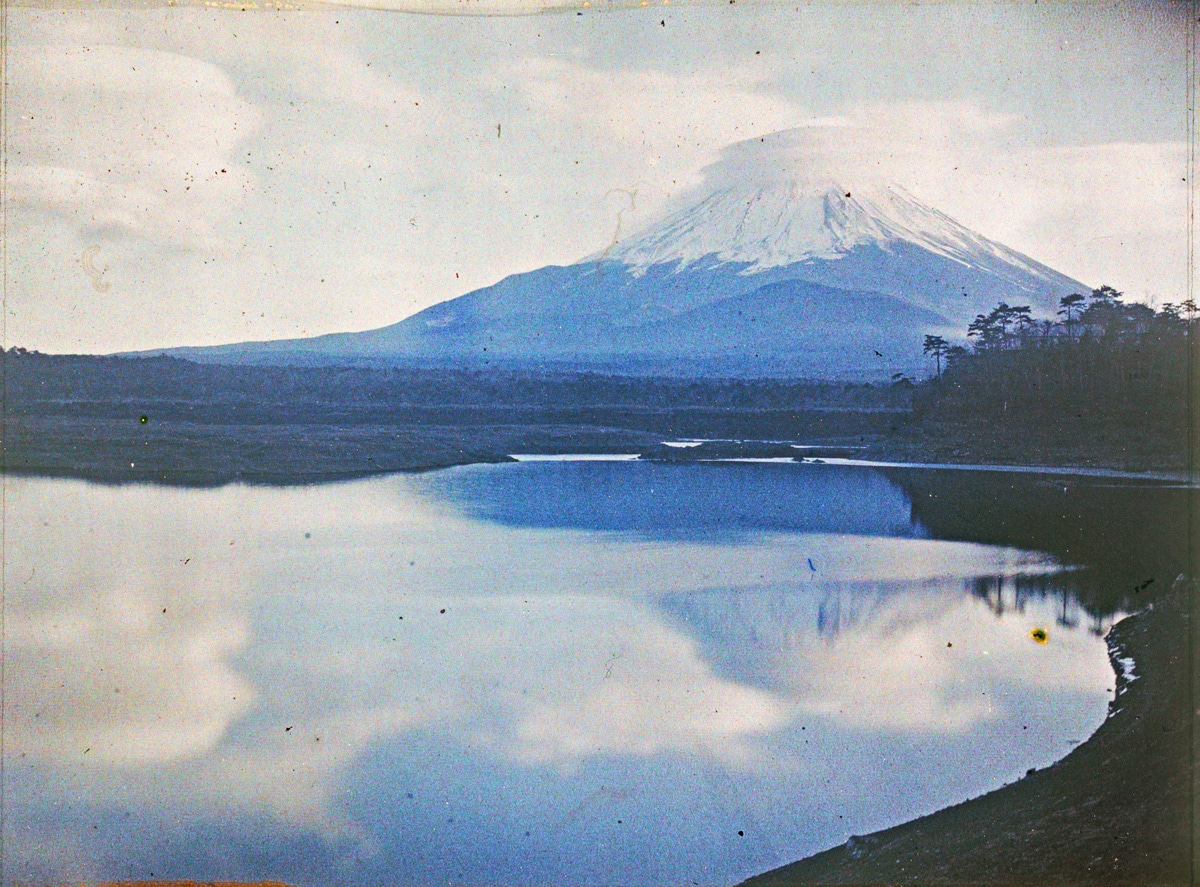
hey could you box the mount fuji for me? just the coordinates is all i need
[158,167,1087,379]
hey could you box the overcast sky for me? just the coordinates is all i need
[6,0,1191,353]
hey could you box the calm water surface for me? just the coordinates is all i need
[6,461,1132,885]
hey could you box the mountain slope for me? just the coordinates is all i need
[600,181,1082,323]
[160,268,958,377]
[152,174,1088,379]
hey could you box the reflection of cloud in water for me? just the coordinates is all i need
[7,479,255,767]
[155,594,794,836]
[6,468,1117,881]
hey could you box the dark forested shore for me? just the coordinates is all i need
[3,286,1192,485]
[898,288,1195,472]
[738,291,1196,885]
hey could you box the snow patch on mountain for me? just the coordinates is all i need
[602,178,1051,279]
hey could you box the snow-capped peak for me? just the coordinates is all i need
[598,177,1045,278]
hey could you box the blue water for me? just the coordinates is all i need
[4,462,1119,885]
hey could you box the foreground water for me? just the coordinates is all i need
[6,461,1128,885]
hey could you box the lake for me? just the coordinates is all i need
[5,459,1165,886]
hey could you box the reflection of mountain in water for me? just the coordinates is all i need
[659,582,953,692]
[419,461,923,540]
[658,574,1113,698]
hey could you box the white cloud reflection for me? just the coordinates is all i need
[6,471,1115,844]
[6,479,256,768]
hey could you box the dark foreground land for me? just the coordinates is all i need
[2,353,915,485]
[1,348,1192,484]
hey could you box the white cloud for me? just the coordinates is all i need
[8,43,260,250]
[492,56,806,241]
[953,141,1188,299]
[687,105,1187,298]
[510,56,802,155]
